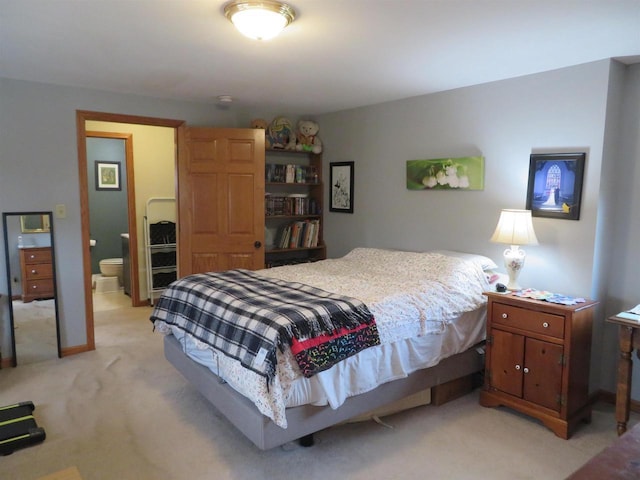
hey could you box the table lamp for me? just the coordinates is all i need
[490,209,538,291]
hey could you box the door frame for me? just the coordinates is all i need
[76,110,184,350]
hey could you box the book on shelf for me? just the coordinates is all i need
[265,164,320,184]
[285,164,295,183]
[265,194,317,216]
[274,219,320,250]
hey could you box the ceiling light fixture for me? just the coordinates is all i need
[224,1,296,41]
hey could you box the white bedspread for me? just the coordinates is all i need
[157,248,490,428]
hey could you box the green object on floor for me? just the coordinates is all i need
[0,401,46,455]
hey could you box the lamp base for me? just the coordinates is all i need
[503,246,526,291]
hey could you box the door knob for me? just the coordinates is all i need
[254,241,262,249]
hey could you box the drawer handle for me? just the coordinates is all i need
[32,285,38,289]
[523,367,530,374]
[29,254,35,259]
[515,364,521,370]
[31,269,37,274]
[542,322,549,328]
[501,313,508,319]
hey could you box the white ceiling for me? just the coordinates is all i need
[1,0,639,115]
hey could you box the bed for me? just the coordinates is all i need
[151,248,497,449]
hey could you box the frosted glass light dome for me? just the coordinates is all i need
[224,1,296,41]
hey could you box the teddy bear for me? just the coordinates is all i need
[250,118,271,148]
[295,120,322,154]
[250,118,268,130]
[266,116,297,150]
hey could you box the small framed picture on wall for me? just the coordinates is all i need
[95,161,121,191]
[329,161,354,213]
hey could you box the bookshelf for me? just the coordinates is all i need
[265,149,326,267]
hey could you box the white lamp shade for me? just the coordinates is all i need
[490,209,539,246]
[224,1,295,40]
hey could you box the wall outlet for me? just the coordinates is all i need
[55,204,66,218]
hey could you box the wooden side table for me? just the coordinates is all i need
[480,292,597,439]
[607,314,640,435]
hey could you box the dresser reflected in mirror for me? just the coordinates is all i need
[2,212,61,366]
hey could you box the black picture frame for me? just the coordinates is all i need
[526,152,586,220]
[329,161,354,213]
[95,161,121,191]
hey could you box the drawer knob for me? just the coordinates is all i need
[515,364,521,370]
[542,322,549,328]
[32,285,38,289]
[524,367,530,374]
[31,269,37,274]
[501,313,508,319]
[29,254,35,259]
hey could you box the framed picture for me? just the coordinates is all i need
[95,161,121,191]
[329,161,354,213]
[406,156,485,190]
[526,152,586,220]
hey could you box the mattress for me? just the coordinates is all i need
[169,305,485,407]
[154,248,492,428]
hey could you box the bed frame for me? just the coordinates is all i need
[164,334,485,450]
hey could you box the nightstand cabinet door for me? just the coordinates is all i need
[480,292,597,439]
[523,338,563,411]
[489,329,525,397]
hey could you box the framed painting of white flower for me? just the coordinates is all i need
[406,156,484,191]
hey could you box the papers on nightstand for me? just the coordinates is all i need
[627,304,640,314]
[514,288,586,305]
[617,311,640,322]
[617,304,640,321]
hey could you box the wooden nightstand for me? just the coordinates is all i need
[480,292,598,439]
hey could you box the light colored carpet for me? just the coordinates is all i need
[0,294,633,480]
[12,298,58,365]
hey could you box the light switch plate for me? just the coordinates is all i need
[55,204,66,218]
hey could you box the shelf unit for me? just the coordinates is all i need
[144,197,176,305]
[264,149,326,268]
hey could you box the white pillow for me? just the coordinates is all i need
[434,250,499,271]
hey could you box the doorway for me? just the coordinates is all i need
[86,133,135,309]
[76,111,184,351]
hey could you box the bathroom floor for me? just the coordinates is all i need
[93,287,132,312]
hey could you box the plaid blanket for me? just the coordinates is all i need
[150,269,378,382]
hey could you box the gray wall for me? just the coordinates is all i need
[317,59,639,396]
[0,77,249,354]
[1,60,639,398]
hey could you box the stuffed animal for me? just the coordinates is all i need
[250,118,268,130]
[266,117,297,150]
[295,120,322,154]
[250,118,270,148]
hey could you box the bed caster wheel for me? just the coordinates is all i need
[298,434,314,447]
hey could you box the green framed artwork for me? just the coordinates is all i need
[406,156,484,190]
[95,161,121,191]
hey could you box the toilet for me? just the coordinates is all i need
[96,258,123,293]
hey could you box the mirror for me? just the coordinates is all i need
[2,211,61,366]
[20,214,51,233]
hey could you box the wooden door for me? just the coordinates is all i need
[523,338,563,411]
[177,127,265,276]
[489,329,525,397]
